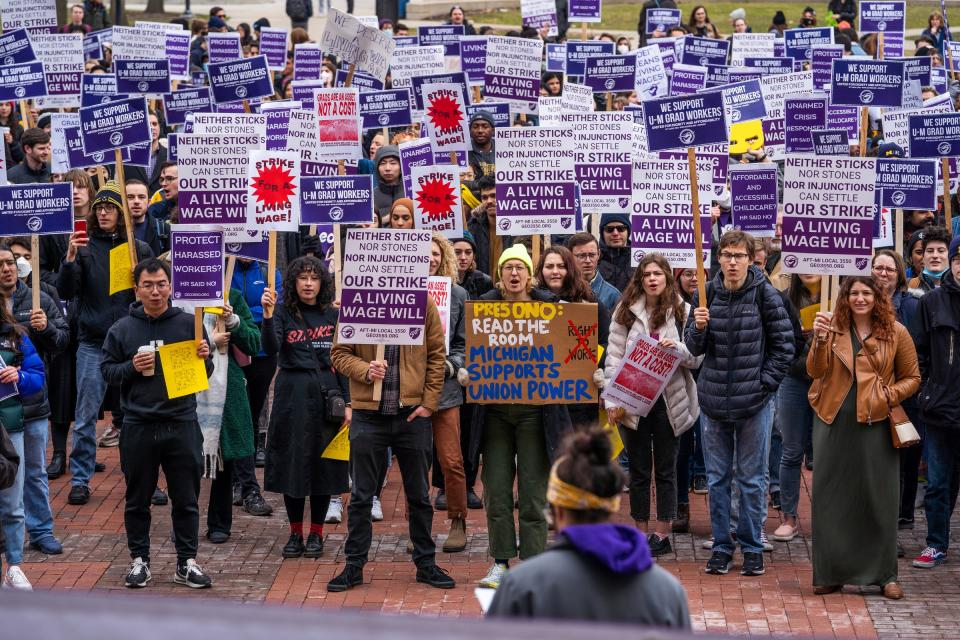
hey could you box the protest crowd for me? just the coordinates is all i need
[0,0,959,630]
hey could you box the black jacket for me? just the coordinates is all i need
[466,209,516,278]
[100,303,214,426]
[636,0,679,44]
[913,269,960,429]
[683,266,795,421]
[7,160,51,184]
[460,268,494,300]
[374,181,404,221]
[827,0,857,24]
[56,229,154,344]
[598,246,631,292]
[11,280,69,421]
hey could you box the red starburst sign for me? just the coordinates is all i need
[246,150,301,232]
[423,83,470,155]
[251,159,296,211]
[427,92,464,133]
[412,165,463,236]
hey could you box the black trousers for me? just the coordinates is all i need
[232,454,261,497]
[619,399,679,522]
[345,408,434,568]
[120,421,203,563]
[208,458,237,535]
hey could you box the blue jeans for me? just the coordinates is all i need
[0,431,25,565]
[702,399,774,555]
[778,376,813,518]
[70,341,108,487]
[23,417,55,544]
[923,426,960,551]
[768,391,782,495]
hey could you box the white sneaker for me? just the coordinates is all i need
[761,530,774,552]
[3,566,33,591]
[478,562,508,589]
[701,537,714,550]
[325,496,343,524]
[371,496,384,522]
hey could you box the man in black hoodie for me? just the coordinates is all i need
[597,213,632,292]
[373,145,404,223]
[101,258,214,589]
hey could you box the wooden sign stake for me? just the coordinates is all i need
[371,343,386,401]
[30,235,40,311]
[687,147,707,308]
[114,148,138,272]
[267,230,277,291]
[944,158,953,231]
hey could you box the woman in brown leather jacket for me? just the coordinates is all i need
[807,276,920,600]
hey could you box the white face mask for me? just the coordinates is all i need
[617,44,629,54]
[321,69,333,83]
[16,257,30,279]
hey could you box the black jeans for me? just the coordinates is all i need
[120,421,203,563]
[232,455,261,498]
[345,408,434,568]
[208,458,237,535]
[619,399,679,522]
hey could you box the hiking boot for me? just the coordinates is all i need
[327,564,363,592]
[434,489,447,511]
[416,564,455,589]
[124,557,151,588]
[282,533,305,558]
[67,484,90,505]
[325,496,343,523]
[174,559,212,589]
[705,550,733,575]
[243,491,273,516]
[672,504,689,533]
[442,517,467,553]
[479,562,508,588]
[304,532,324,558]
[741,551,765,576]
[648,534,672,557]
[98,425,121,448]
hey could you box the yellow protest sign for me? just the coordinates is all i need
[202,307,224,315]
[800,303,819,331]
[109,243,134,295]
[158,340,210,399]
[322,425,350,461]
[599,412,625,461]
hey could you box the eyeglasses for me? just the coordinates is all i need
[572,252,598,262]
[502,265,527,273]
[719,251,750,262]
[605,225,628,233]
[0,260,16,268]
[158,175,176,183]
[137,281,170,291]
[872,266,897,274]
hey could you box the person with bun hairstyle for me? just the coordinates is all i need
[487,428,690,627]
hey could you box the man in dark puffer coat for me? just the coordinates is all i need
[683,230,794,579]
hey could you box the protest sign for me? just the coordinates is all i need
[0,28,34,64]
[781,156,876,275]
[338,228,431,346]
[111,25,168,60]
[561,82,595,114]
[293,44,323,81]
[893,57,932,87]
[321,425,350,461]
[729,165,778,236]
[79,96,150,154]
[828,104,860,146]
[521,0,558,37]
[681,36,730,68]
[743,57,795,75]
[495,127,577,235]
[166,31,190,80]
[247,150,301,232]
[313,88,362,161]
[427,276,452,353]
[811,45,844,90]
[653,39,677,74]
[646,8,681,33]
[65,125,139,169]
[260,100,298,150]
[728,67,764,83]
[0,130,6,184]
[226,232,271,261]
[570,0,602,23]
[731,33,775,66]
[208,55,273,104]
[584,54,636,94]
[419,25,465,56]
[335,68,383,91]
[207,32,242,63]
[485,36,543,111]
[170,226,225,307]
[908,113,960,158]
[83,30,104,60]
[460,36,487,85]
[390,45,445,89]
[566,112,633,213]
[193,113,268,137]
[0,183,72,235]
[411,73,467,117]
[630,157,712,268]
[320,9,395,82]
[642,92,727,152]
[0,61,46,101]
[811,129,850,155]
[50,113,79,174]
[259,27,289,71]
[784,27,834,61]
[158,341,210,399]
[422,83,470,155]
[81,73,125,108]
[635,45,669,100]
[411,165,462,237]
[565,40,615,78]
[602,333,681,417]
[114,59,170,96]
[394,36,420,48]
[785,96,827,153]
[300,174,373,225]
[706,64,731,88]
[359,89,412,130]
[882,95,954,152]
[830,59,904,108]
[759,70,814,159]
[720,79,767,126]
[466,102,511,128]
[464,301,599,405]
[1,0,56,34]
[670,64,707,94]
[400,138,434,196]
[877,158,937,210]
[32,33,83,108]
[291,78,326,109]
[163,87,213,126]
[860,1,906,32]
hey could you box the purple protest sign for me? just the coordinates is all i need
[0,61,46,101]
[545,43,565,73]
[293,44,323,81]
[335,68,383,91]
[860,1,905,33]
[162,87,213,126]
[785,96,827,154]
[811,129,850,155]
[569,0,601,22]
[466,102,511,127]
[167,133,177,161]
[670,64,707,94]
[460,36,488,85]
[728,67,764,83]
[643,91,727,152]
[0,183,73,236]
[584,54,637,93]
[81,73,125,108]
[729,165,778,236]
[394,35,419,47]
[300,175,374,224]
[681,36,730,68]
[65,125,125,168]
[260,100,299,150]
[743,57,795,75]
[831,59,904,108]
[811,45,843,90]
[359,89,412,130]
[208,55,273,104]
[301,160,359,178]
[399,137,433,196]
[207,32,242,63]
[630,211,712,270]
[79,96,150,154]
[706,64,730,88]
[0,28,35,65]
[410,71,467,112]
[891,57,932,86]
[565,40,615,78]
[419,25,464,56]
[226,232,271,261]
[114,59,171,95]
[291,79,325,109]
[83,30,103,60]
[259,28,288,71]
[784,27,833,61]
[721,79,767,124]
[908,113,960,158]
[170,226,225,306]
[165,32,190,80]
[877,158,937,210]
[646,8,681,33]
[338,228,431,346]
[827,104,859,144]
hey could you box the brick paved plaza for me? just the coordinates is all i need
[17,424,959,638]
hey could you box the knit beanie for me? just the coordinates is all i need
[498,243,533,276]
[93,181,124,210]
[950,236,960,263]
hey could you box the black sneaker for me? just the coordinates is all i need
[243,491,273,516]
[254,447,266,468]
[207,530,230,544]
[416,564,456,589]
[692,475,708,494]
[174,559,212,588]
[741,551,765,576]
[282,533,305,558]
[151,488,168,506]
[124,557,151,588]
[648,534,673,557]
[327,564,363,592]
[705,550,733,575]
[434,489,447,511]
[304,532,324,558]
[94,462,106,472]
[467,489,483,510]
[67,484,90,505]
[232,484,243,507]
[770,491,782,511]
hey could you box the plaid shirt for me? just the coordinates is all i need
[378,345,400,415]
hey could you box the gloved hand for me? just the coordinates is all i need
[593,368,606,390]
[457,367,470,386]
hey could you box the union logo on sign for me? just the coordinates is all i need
[14,86,24,98]
[498,218,511,231]
[730,109,742,122]
[378,113,390,125]
[633,249,645,262]
[2,56,12,66]
[137,81,149,92]
[855,257,869,270]
[408,327,422,340]
[877,20,887,30]
[226,243,242,252]
[679,128,696,145]
[329,206,344,221]
[699,56,708,66]
[604,78,615,90]
[109,131,123,146]
[783,255,799,268]
[859,90,874,104]
[235,85,248,98]
[938,142,953,156]
[891,190,906,206]
[26,216,42,232]
[340,326,355,339]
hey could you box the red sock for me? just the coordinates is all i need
[290,522,303,536]
[309,523,324,537]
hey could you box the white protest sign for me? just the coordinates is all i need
[422,83,470,155]
[193,113,267,138]
[389,45,445,89]
[635,45,669,101]
[247,150,301,232]
[1,0,56,34]
[759,70,814,160]
[561,81,595,113]
[320,9,396,81]
[32,33,84,109]
[521,0,559,37]
[538,96,563,126]
[313,88,362,162]
[50,113,81,174]
[564,112,633,214]
[111,25,168,60]
[881,95,953,153]
[285,109,322,163]
[484,36,543,112]
[602,333,682,417]
[411,164,463,238]
[731,33,775,66]
[427,276,452,353]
